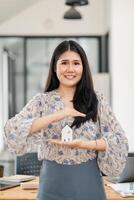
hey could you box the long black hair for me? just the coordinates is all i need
[45,40,98,128]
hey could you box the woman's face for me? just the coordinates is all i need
[56,51,83,88]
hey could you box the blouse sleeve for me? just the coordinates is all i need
[4,93,46,155]
[97,93,129,177]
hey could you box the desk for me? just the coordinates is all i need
[0,179,134,200]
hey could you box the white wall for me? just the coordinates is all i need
[0,0,107,35]
[110,0,134,151]
[0,41,9,154]
[0,43,4,152]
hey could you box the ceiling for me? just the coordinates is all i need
[0,0,42,24]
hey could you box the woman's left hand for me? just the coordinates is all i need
[48,139,83,149]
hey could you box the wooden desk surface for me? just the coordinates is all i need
[0,178,134,200]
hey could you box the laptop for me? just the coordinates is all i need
[106,154,134,183]
[0,180,20,191]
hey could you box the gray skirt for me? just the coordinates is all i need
[37,159,107,200]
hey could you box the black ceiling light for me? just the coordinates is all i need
[65,0,89,6]
[63,0,89,20]
[64,6,82,19]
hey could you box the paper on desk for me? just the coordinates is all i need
[21,181,39,189]
[0,175,35,183]
[108,182,134,197]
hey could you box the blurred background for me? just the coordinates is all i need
[0,0,134,176]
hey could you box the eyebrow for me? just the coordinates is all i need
[59,59,81,62]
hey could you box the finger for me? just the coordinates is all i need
[75,111,86,117]
[79,113,86,117]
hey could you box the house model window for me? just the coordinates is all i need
[61,125,73,142]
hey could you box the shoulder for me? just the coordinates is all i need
[31,90,57,104]
[95,90,106,103]
[33,90,56,100]
[25,91,56,110]
[95,91,109,112]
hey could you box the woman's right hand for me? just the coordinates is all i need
[63,107,86,118]
[52,107,86,123]
[30,108,86,134]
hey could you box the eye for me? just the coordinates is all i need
[61,61,68,65]
[74,62,80,65]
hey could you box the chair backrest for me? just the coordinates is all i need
[16,152,43,176]
[0,165,4,177]
[128,152,134,157]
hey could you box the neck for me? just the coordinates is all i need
[58,85,76,100]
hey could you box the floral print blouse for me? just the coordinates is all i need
[4,90,128,177]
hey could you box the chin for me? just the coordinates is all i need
[63,79,80,85]
[62,83,78,88]
[59,77,81,88]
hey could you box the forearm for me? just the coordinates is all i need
[80,138,106,151]
[30,111,64,134]
[30,107,86,135]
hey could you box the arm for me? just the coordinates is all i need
[96,93,129,177]
[29,112,65,134]
[49,138,106,151]
[4,94,85,155]
[4,93,46,155]
[79,138,106,151]
[30,107,86,134]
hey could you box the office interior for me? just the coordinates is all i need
[0,0,134,177]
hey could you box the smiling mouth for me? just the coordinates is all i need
[64,75,76,79]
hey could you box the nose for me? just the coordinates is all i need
[67,63,74,72]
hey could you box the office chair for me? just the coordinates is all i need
[16,152,43,176]
[128,152,134,157]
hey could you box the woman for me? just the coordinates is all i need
[4,40,128,200]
